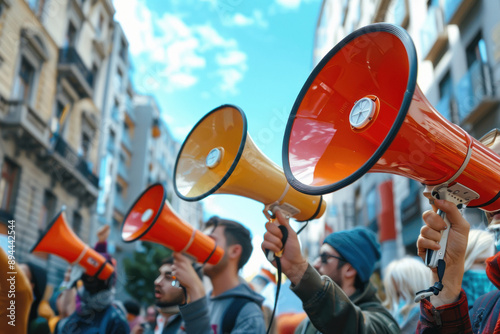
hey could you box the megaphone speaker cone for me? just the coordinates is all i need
[174,105,326,221]
[122,183,224,265]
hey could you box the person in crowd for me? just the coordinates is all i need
[173,216,266,333]
[462,228,497,307]
[0,248,33,333]
[125,299,144,331]
[383,256,431,333]
[132,257,193,334]
[262,209,400,333]
[18,261,51,334]
[55,224,129,333]
[416,199,500,333]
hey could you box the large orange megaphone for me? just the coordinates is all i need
[30,210,114,280]
[283,23,500,211]
[173,104,326,222]
[282,23,500,278]
[121,183,223,265]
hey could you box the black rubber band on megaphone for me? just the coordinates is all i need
[203,242,219,266]
[467,190,500,209]
[93,262,108,280]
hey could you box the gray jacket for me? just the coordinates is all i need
[179,282,266,334]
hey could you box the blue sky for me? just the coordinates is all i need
[113,0,323,277]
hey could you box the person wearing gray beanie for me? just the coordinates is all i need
[263,210,400,334]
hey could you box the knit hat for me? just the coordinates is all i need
[323,227,381,282]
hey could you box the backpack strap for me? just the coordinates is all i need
[221,297,258,334]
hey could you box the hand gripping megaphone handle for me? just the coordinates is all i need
[424,184,478,268]
[425,208,450,268]
[266,224,288,262]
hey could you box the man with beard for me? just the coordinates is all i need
[172,216,266,333]
[263,210,400,334]
[132,257,203,334]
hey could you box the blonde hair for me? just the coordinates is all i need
[383,257,431,317]
[464,229,495,272]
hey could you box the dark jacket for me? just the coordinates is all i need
[293,264,400,334]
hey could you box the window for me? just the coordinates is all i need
[0,159,20,213]
[80,132,91,160]
[96,13,104,38]
[13,30,47,107]
[72,211,82,235]
[65,22,77,48]
[91,64,99,89]
[14,57,35,101]
[107,130,116,154]
[38,190,56,233]
[466,33,487,67]
[114,69,123,92]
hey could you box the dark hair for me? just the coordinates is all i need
[160,256,203,280]
[336,261,365,291]
[124,300,141,316]
[161,256,174,266]
[205,216,252,270]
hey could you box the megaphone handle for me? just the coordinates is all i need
[425,209,450,268]
[266,224,288,262]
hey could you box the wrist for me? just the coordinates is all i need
[286,260,308,286]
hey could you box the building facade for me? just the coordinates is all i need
[0,0,114,285]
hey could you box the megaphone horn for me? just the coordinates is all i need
[283,23,500,212]
[121,183,224,265]
[30,210,114,280]
[173,104,326,222]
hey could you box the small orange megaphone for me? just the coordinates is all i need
[30,210,114,280]
[121,183,224,265]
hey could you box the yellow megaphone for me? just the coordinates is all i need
[173,104,326,222]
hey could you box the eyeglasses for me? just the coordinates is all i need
[318,253,346,264]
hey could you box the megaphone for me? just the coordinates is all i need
[282,23,500,291]
[121,183,224,265]
[30,210,114,280]
[173,104,326,222]
[283,23,500,211]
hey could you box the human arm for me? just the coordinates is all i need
[290,264,399,333]
[415,199,472,333]
[262,210,398,333]
[173,252,211,334]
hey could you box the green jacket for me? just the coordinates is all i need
[293,264,400,334]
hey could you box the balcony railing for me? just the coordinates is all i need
[420,5,447,62]
[58,47,94,98]
[54,137,99,188]
[455,60,497,123]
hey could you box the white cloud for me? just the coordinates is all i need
[224,11,269,28]
[216,50,247,67]
[114,0,248,94]
[275,0,302,9]
[172,125,195,141]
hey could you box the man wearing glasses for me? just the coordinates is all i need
[262,210,399,334]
